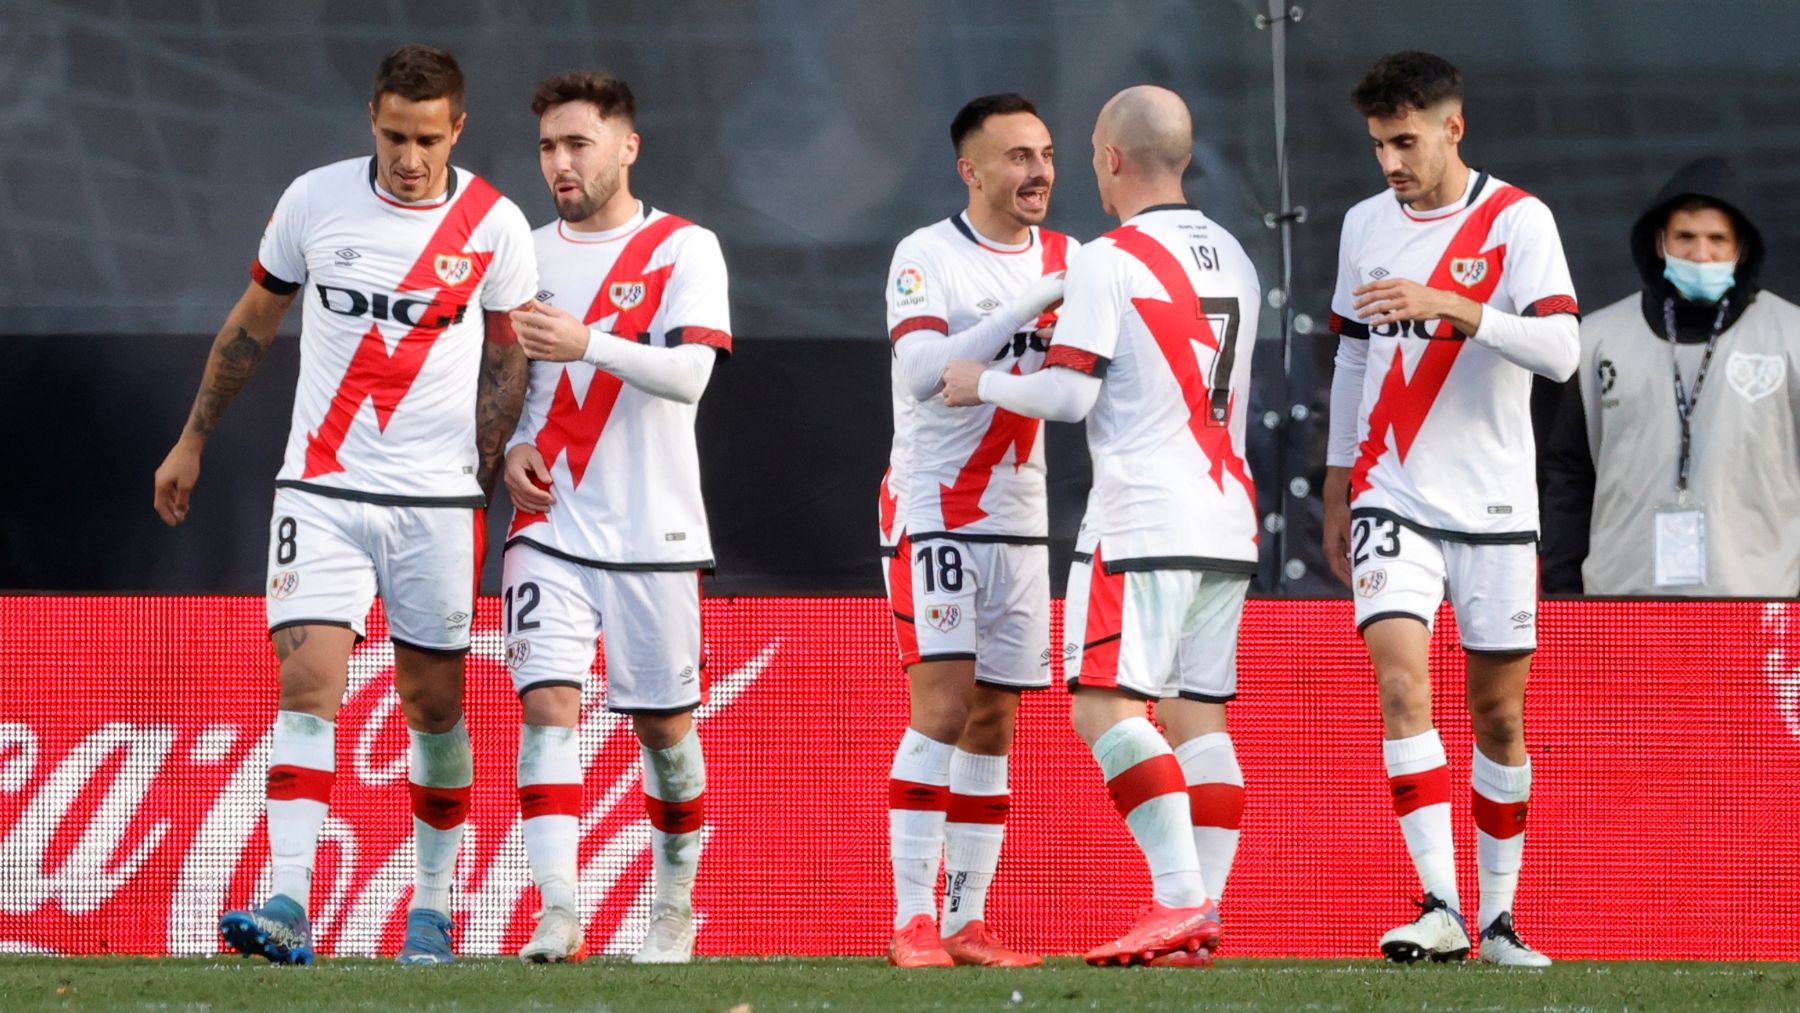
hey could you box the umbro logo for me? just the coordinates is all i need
[536,290,554,303]
[335,248,361,261]
[976,297,1001,313]
[1369,267,1390,279]
[1511,611,1535,629]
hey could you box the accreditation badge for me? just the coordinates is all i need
[1652,505,1706,588]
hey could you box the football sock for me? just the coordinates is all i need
[408,719,473,915]
[1174,732,1244,901]
[518,723,582,913]
[1093,717,1207,908]
[642,727,706,913]
[889,728,954,930]
[265,710,335,912]
[1471,748,1531,932]
[1384,729,1459,912]
[942,749,1009,935]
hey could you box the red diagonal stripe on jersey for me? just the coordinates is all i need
[302,178,504,478]
[938,363,1040,529]
[1349,186,1529,498]
[1105,225,1256,512]
[511,215,692,534]
[878,468,898,542]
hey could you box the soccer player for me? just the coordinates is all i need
[151,44,538,965]
[943,85,1260,967]
[499,72,732,965]
[1321,52,1577,966]
[878,93,1072,969]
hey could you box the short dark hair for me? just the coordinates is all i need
[950,93,1038,154]
[1351,51,1464,119]
[372,44,465,118]
[531,72,636,124]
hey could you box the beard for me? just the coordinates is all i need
[554,166,622,224]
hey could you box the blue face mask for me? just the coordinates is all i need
[1663,254,1735,303]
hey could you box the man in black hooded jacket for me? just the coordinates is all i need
[1542,157,1800,596]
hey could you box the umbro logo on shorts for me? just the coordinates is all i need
[1511,611,1535,629]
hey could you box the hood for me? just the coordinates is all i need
[1633,157,1764,340]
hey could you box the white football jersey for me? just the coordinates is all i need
[882,213,1074,546]
[1329,172,1578,539]
[256,157,537,504]
[1047,204,1260,572]
[506,204,731,568]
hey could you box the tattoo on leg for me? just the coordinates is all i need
[273,625,309,661]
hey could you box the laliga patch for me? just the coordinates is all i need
[1355,569,1388,598]
[268,571,299,600]
[1727,352,1784,403]
[1449,256,1488,288]
[434,253,473,287]
[609,280,647,310]
[505,638,531,670]
[892,264,928,309]
[925,603,962,633]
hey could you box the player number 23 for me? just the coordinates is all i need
[1351,517,1402,567]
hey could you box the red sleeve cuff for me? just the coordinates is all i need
[1045,344,1110,378]
[889,316,948,343]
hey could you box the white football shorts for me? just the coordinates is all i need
[501,541,704,713]
[264,486,477,652]
[1349,510,1538,653]
[1062,547,1250,702]
[883,535,1051,690]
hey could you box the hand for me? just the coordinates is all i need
[1351,277,1479,334]
[153,438,203,527]
[504,444,555,512]
[941,360,988,407]
[510,300,592,362]
[1321,467,1352,587]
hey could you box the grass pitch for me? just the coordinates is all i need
[2,956,1797,1011]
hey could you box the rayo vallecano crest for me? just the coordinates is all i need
[434,253,473,287]
[609,280,647,310]
[1449,256,1489,288]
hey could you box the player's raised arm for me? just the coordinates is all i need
[475,305,531,499]
[152,281,296,526]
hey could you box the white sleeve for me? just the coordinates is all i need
[977,366,1101,423]
[1327,209,1369,339]
[478,197,539,312]
[1327,336,1367,468]
[892,298,1036,403]
[253,175,309,291]
[660,228,733,356]
[1469,308,1579,381]
[581,335,716,404]
[1042,242,1129,377]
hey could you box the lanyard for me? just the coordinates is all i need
[1663,296,1730,500]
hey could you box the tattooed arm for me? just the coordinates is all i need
[153,282,297,526]
[475,307,530,500]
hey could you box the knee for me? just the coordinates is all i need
[277,662,344,721]
[396,669,465,732]
[633,711,692,750]
[960,696,1019,754]
[911,697,970,744]
[520,686,580,728]
[1468,694,1524,745]
[1375,666,1431,721]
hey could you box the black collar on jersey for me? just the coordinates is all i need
[1133,202,1196,216]
[366,156,460,205]
[1400,170,1489,215]
[948,213,1035,250]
